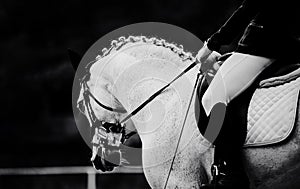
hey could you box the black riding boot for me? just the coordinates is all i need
[201,146,250,189]
[197,101,250,189]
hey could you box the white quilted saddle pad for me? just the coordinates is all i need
[244,67,300,147]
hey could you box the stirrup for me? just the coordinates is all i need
[211,160,226,180]
[211,163,219,183]
[211,161,226,186]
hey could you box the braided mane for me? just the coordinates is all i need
[81,36,195,76]
[79,35,196,122]
[98,36,195,61]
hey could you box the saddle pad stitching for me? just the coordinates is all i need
[244,91,298,147]
[246,91,286,137]
[252,92,294,142]
[244,76,300,147]
[244,90,299,147]
[260,96,294,142]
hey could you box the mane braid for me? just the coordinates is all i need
[98,35,195,62]
[81,36,196,84]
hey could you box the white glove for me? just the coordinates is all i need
[205,51,222,76]
[196,41,213,64]
[206,51,222,70]
[197,41,221,72]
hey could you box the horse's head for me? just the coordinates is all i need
[75,35,199,172]
[76,40,130,171]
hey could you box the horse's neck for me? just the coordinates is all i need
[101,42,203,147]
[118,81,180,143]
[115,78,214,188]
[115,67,201,148]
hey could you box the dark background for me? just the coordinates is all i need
[0,0,242,188]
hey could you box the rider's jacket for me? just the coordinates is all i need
[207,0,300,61]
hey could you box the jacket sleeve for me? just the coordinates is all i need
[207,0,261,51]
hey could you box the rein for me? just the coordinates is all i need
[163,71,202,189]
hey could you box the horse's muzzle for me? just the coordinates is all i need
[91,150,121,172]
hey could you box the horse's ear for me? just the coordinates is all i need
[68,48,82,71]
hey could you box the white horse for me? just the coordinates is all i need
[75,36,300,189]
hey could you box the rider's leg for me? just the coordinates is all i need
[200,53,274,189]
[202,52,274,117]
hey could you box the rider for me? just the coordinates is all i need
[196,0,300,188]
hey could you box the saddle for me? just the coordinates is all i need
[197,53,300,148]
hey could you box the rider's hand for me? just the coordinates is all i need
[199,50,221,74]
[196,41,213,64]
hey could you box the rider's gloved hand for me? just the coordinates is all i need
[205,51,222,75]
[197,42,221,74]
[196,41,213,64]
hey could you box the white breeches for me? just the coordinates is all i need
[202,52,274,116]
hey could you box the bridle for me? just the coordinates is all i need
[81,79,136,144]
[82,82,127,114]
[82,60,202,188]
